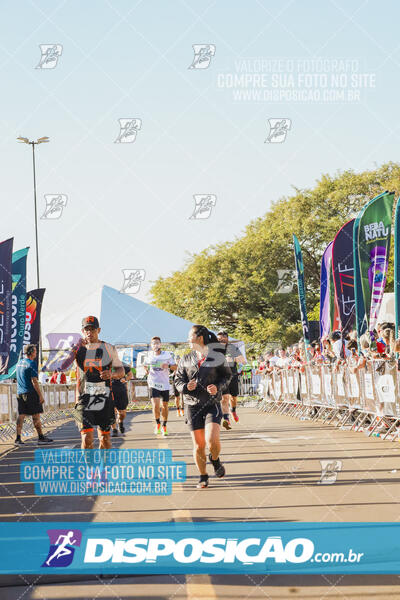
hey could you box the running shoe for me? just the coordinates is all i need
[119,423,125,434]
[15,438,24,445]
[162,426,168,436]
[112,428,118,437]
[209,454,226,478]
[154,423,161,435]
[222,419,232,430]
[196,474,209,489]
[37,436,53,444]
[232,412,239,423]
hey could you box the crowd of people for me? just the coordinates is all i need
[257,322,399,374]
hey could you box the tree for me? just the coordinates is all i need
[151,162,400,348]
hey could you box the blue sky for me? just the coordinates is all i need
[1,0,400,337]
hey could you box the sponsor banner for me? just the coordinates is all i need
[0,247,28,381]
[1,522,400,574]
[329,253,341,333]
[394,197,400,339]
[25,288,45,368]
[293,234,310,349]
[43,333,81,371]
[353,209,367,342]
[332,219,355,335]
[319,242,332,339]
[0,238,13,374]
[357,191,394,338]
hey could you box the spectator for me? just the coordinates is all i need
[321,339,336,363]
[15,344,53,445]
[57,370,67,384]
[276,349,289,369]
[38,368,48,384]
[49,370,59,384]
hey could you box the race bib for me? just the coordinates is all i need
[152,382,166,391]
[84,381,110,411]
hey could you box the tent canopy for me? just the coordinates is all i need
[100,285,195,344]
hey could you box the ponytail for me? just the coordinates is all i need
[192,325,218,346]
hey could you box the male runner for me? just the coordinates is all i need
[74,316,124,449]
[217,331,245,427]
[111,363,133,436]
[144,337,176,436]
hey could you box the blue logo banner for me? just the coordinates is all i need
[1,522,400,574]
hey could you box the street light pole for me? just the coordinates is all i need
[31,142,40,290]
[17,136,49,367]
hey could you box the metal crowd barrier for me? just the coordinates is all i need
[257,360,400,441]
[0,380,171,443]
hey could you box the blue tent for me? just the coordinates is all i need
[100,285,195,344]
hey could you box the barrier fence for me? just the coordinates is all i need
[0,380,157,444]
[258,360,400,441]
[4,365,398,444]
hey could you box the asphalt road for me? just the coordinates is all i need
[1,404,400,599]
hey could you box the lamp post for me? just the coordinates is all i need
[17,136,49,365]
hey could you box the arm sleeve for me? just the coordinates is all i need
[174,360,189,394]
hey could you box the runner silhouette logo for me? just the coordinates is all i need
[42,529,82,567]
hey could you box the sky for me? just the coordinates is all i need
[1,0,400,339]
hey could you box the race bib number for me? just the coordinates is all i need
[152,382,165,391]
[84,381,110,411]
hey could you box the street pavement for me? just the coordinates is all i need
[1,404,400,598]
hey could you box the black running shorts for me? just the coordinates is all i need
[150,388,170,402]
[222,376,239,397]
[17,390,43,416]
[185,401,222,431]
[74,393,115,433]
[112,387,129,411]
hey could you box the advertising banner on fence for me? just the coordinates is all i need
[332,219,355,335]
[0,247,28,381]
[0,238,13,375]
[357,191,394,337]
[293,234,310,348]
[25,288,45,368]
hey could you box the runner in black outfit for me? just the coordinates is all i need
[217,331,245,425]
[74,316,124,449]
[174,325,232,489]
[111,364,132,436]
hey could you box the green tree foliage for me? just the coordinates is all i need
[151,163,400,348]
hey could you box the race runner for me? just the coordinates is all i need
[175,325,231,488]
[111,364,133,436]
[144,337,176,436]
[217,331,246,427]
[74,316,124,449]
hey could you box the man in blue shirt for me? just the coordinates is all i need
[15,344,53,445]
